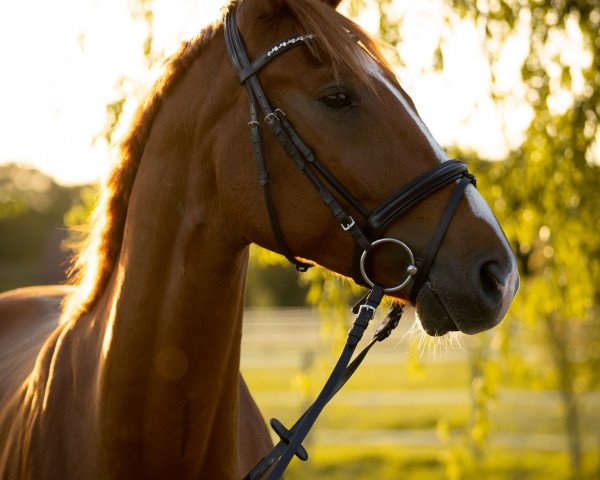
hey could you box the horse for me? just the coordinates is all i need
[0,0,519,478]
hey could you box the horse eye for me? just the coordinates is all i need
[321,91,353,109]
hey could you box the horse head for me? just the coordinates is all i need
[217,0,518,336]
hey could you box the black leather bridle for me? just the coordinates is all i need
[224,7,476,479]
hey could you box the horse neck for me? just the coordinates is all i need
[89,46,250,477]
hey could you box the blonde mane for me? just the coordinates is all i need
[62,0,390,322]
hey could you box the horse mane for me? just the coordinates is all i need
[62,0,390,322]
[61,20,222,321]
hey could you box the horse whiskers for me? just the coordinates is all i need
[397,306,464,360]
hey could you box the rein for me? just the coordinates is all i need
[224,7,476,479]
[244,287,401,480]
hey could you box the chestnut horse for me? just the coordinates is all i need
[0,0,518,478]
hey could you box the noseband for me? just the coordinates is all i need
[224,8,475,479]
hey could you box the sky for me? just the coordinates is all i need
[0,0,535,186]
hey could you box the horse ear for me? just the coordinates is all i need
[265,0,343,9]
[322,0,343,8]
[247,0,343,17]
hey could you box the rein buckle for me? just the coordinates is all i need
[358,303,376,317]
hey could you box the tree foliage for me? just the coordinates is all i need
[0,164,81,291]
[430,1,599,476]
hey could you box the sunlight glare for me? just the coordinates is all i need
[0,0,584,185]
[0,0,225,186]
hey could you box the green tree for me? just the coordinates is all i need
[449,2,599,476]
[0,164,82,291]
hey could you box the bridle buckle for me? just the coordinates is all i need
[341,216,356,231]
[358,303,376,317]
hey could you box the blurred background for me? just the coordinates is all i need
[1,0,599,478]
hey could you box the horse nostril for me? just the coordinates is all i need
[479,260,506,305]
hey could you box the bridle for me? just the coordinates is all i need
[224,9,475,303]
[225,8,475,479]
[224,7,476,479]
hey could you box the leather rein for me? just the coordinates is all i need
[224,8,475,479]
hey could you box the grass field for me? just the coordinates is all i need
[240,309,600,479]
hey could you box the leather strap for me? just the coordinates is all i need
[409,175,472,303]
[226,12,312,271]
[239,34,316,84]
[251,285,387,480]
[351,162,476,293]
[364,161,475,238]
[244,301,403,480]
[225,10,373,267]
